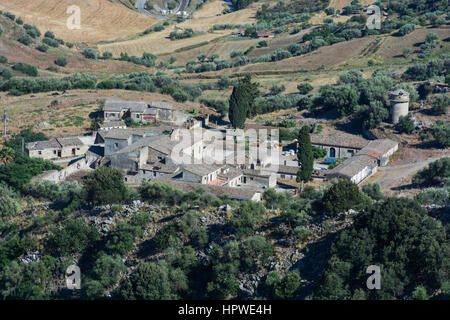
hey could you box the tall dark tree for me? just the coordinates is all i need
[296,126,314,191]
[228,75,259,129]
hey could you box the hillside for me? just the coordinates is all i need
[0,0,157,42]
[0,0,449,304]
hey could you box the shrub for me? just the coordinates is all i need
[83,48,98,60]
[1,67,12,80]
[47,218,101,256]
[396,116,415,134]
[322,180,362,214]
[18,34,33,46]
[13,62,38,76]
[36,43,49,52]
[84,166,129,205]
[431,95,449,115]
[0,55,7,64]
[44,31,55,39]
[55,56,68,67]
[361,183,384,200]
[432,121,450,148]
[413,157,450,187]
[230,201,267,237]
[297,83,313,94]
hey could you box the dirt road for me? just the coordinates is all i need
[369,152,450,195]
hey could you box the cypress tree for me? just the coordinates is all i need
[296,126,314,188]
[229,80,247,129]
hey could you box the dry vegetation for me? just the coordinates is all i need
[97,1,259,56]
[0,0,157,42]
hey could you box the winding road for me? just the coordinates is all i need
[136,0,169,20]
[136,0,191,20]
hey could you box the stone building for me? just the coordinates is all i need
[325,138,399,184]
[26,137,88,160]
[389,89,410,124]
[310,134,367,159]
[102,99,173,123]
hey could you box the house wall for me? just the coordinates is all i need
[157,109,173,121]
[105,137,131,156]
[27,144,88,160]
[243,173,276,188]
[312,144,359,158]
[110,151,139,173]
[379,144,398,166]
[180,170,203,183]
[131,112,144,123]
[104,111,122,121]
[224,175,243,187]
[27,148,59,160]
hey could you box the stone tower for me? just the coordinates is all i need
[389,89,410,124]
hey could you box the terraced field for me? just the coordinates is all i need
[0,0,157,42]
[98,1,258,56]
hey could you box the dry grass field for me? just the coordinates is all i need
[0,37,148,75]
[0,0,157,43]
[238,36,375,73]
[374,27,450,61]
[98,1,259,56]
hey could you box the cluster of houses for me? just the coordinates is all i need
[25,98,400,201]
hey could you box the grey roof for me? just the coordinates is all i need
[243,169,273,178]
[56,137,84,147]
[276,165,299,175]
[218,166,243,180]
[150,101,173,110]
[389,88,409,97]
[310,134,367,149]
[103,100,148,113]
[357,139,398,160]
[100,121,126,128]
[104,127,170,140]
[326,155,378,178]
[113,136,161,155]
[140,162,180,174]
[148,136,180,155]
[26,137,83,150]
[183,164,225,177]
[26,139,60,151]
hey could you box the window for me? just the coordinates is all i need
[38,151,42,155]
[114,143,119,148]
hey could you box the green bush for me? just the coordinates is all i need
[47,218,101,256]
[84,166,129,205]
[12,62,38,77]
[322,179,362,215]
[55,56,68,67]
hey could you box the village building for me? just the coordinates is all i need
[102,99,173,124]
[325,139,399,184]
[357,139,399,166]
[242,169,277,188]
[326,154,378,185]
[26,137,88,160]
[310,134,368,159]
